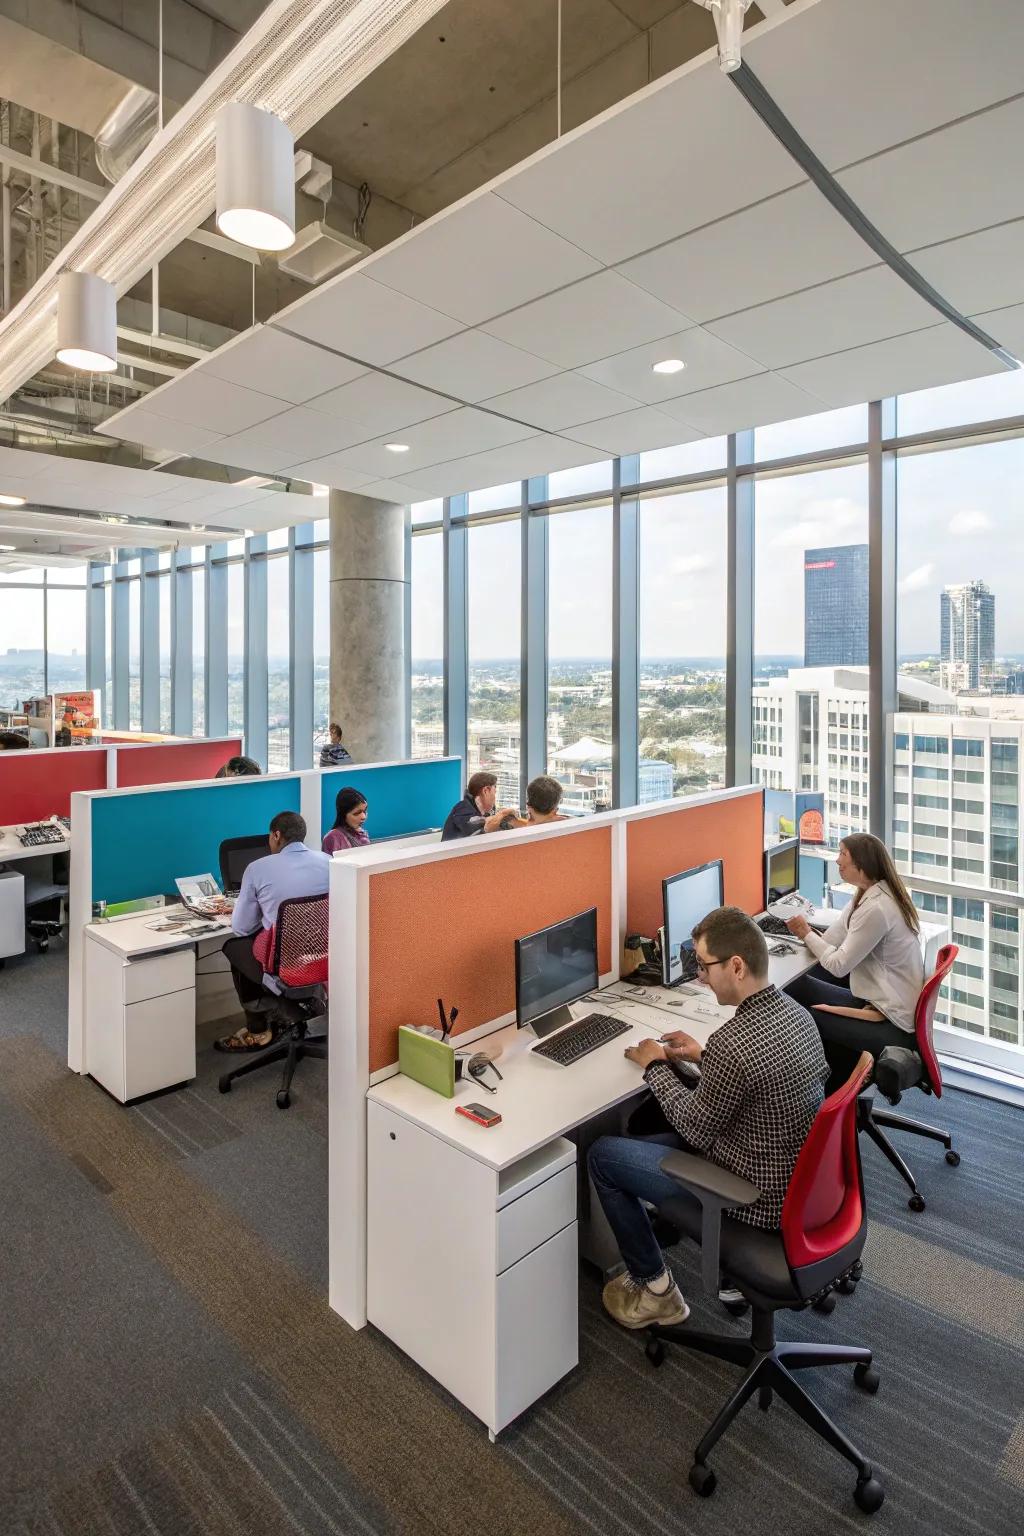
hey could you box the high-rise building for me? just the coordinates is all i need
[940,580,995,692]
[803,545,869,667]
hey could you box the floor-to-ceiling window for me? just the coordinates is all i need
[410,503,443,759]
[546,502,613,814]
[266,532,290,770]
[225,542,245,743]
[191,556,206,737]
[0,565,89,712]
[467,516,521,803]
[312,520,330,760]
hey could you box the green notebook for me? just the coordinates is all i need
[398,1026,456,1098]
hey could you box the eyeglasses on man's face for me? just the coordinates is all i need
[695,955,730,975]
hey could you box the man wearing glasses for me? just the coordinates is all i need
[589,906,828,1332]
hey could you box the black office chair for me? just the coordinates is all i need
[218,893,328,1109]
[218,835,269,894]
[25,851,69,952]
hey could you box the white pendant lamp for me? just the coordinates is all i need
[56,271,118,372]
[216,102,295,252]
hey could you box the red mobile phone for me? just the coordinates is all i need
[456,1103,502,1128]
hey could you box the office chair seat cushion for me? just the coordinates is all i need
[873,1044,923,1101]
[658,1189,796,1304]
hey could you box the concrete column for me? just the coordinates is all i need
[329,490,406,762]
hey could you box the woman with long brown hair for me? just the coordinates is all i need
[785,832,924,1092]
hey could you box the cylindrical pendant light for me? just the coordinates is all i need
[56,271,118,372]
[216,102,295,252]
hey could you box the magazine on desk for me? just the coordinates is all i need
[174,874,235,920]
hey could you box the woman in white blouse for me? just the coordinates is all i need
[785,833,924,1093]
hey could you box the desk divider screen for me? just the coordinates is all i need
[0,747,107,822]
[365,824,614,1074]
[624,789,765,940]
[89,775,302,906]
[319,757,461,842]
[114,737,242,787]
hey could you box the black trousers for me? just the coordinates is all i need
[222,934,267,1010]
[786,966,912,1094]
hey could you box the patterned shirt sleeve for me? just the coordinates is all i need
[643,1033,747,1154]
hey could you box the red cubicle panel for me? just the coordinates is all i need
[0,748,107,822]
[114,738,243,788]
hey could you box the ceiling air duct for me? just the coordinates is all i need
[95,85,160,184]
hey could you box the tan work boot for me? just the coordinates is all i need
[602,1271,690,1329]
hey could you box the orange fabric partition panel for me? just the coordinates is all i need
[115,738,242,787]
[367,826,613,1073]
[626,791,764,940]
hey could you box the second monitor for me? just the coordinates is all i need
[662,858,724,986]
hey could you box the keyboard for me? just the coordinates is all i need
[20,823,67,847]
[532,1012,631,1066]
[757,913,792,938]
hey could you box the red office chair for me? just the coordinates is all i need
[646,1053,884,1514]
[218,893,329,1108]
[864,943,960,1212]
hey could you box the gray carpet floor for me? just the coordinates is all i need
[1,940,1023,1536]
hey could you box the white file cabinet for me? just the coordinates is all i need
[84,928,196,1102]
[367,1100,578,1437]
[0,868,25,958]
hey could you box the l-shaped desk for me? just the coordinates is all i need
[365,943,816,1439]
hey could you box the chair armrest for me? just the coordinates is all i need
[660,1150,761,1296]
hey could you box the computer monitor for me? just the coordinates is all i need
[219,834,269,894]
[764,837,799,906]
[662,859,724,987]
[515,906,598,1038]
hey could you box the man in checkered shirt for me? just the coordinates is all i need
[589,905,828,1331]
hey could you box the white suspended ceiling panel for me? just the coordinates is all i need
[98,0,1020,506]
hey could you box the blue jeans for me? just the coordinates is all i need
[588,1132,699,1283]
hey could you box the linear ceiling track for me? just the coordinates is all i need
[0,0,449,409]
[730,62,1020,369]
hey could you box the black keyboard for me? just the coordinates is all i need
[532,1012,631,1066]
[757,913,791,937]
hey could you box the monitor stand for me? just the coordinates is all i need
[530,1003,576,1039]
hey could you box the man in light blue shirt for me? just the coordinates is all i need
[216,811,330,1052]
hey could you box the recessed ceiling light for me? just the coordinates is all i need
[0,492,27,507]
[384,442,410,454]
[652,358,686,375]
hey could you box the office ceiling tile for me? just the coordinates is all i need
[912,221,1024,319]
[393,330,559,401]
[307,371,458,432]
[135,370,284,436]
[281,456,377,492]
[209,497,318,534]
[481,271,693,371]
[203,324,368,405]
[480,373,638,431]
[321,407,531,480]
[365,192,601,327]
[0,448,51,480]
[273,274,463,367]
[495,55,802,266]
[579,327,761,404]
[707,266,938,371]
[743,0,1024,172]
[618,182,876,325]
[970,303,1024,360]
[780,324,1003,407]
[660,373,828,436]
[567,407,701,456]
[97,406,226,457]
[193,407,376,474]
[0,474,43,504]
[400,435,600,498]
[147,476,236,505]
[358,478,430,504]
[836,98,1024,256]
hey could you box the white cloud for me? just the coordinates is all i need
[898,562,934,594]
[772,519,828,549]
[670,553,713,577]
[948,508,993,537]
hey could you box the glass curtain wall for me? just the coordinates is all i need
[546,503,613,813]
[0,566,88,710]
[410,521,443,758]
[265,536,290,770]
[467,518,520,803]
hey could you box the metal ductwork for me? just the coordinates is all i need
[94,85,160,184]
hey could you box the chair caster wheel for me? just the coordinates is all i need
[218,1078,231,1094]
[276,1089,290,1109]
[945,1150,960,1167]
[723,1298,749,1317]
[908,1193,926,1212]
[837,1276,858,1295]
[813,1290,837,1314]
[38,940,49,953]
[645,1338,665,1367]
[854,1363,880,1394]
[688,1462,716,1498]
[854,1475,885,1513]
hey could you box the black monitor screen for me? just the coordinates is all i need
[663,860,724,985]
[515,907,598,1030]
[765,840,798,903]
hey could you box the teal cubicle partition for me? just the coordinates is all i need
[319,757,462,842]
[90,776,302,905]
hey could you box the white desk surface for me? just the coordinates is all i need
[0,821,71,864]
[368,946,816,1174]
[86,905,232,960]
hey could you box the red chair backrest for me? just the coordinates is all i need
[254,894,329,989]
[914,942,957,1098]
[781,1052,873,1271]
